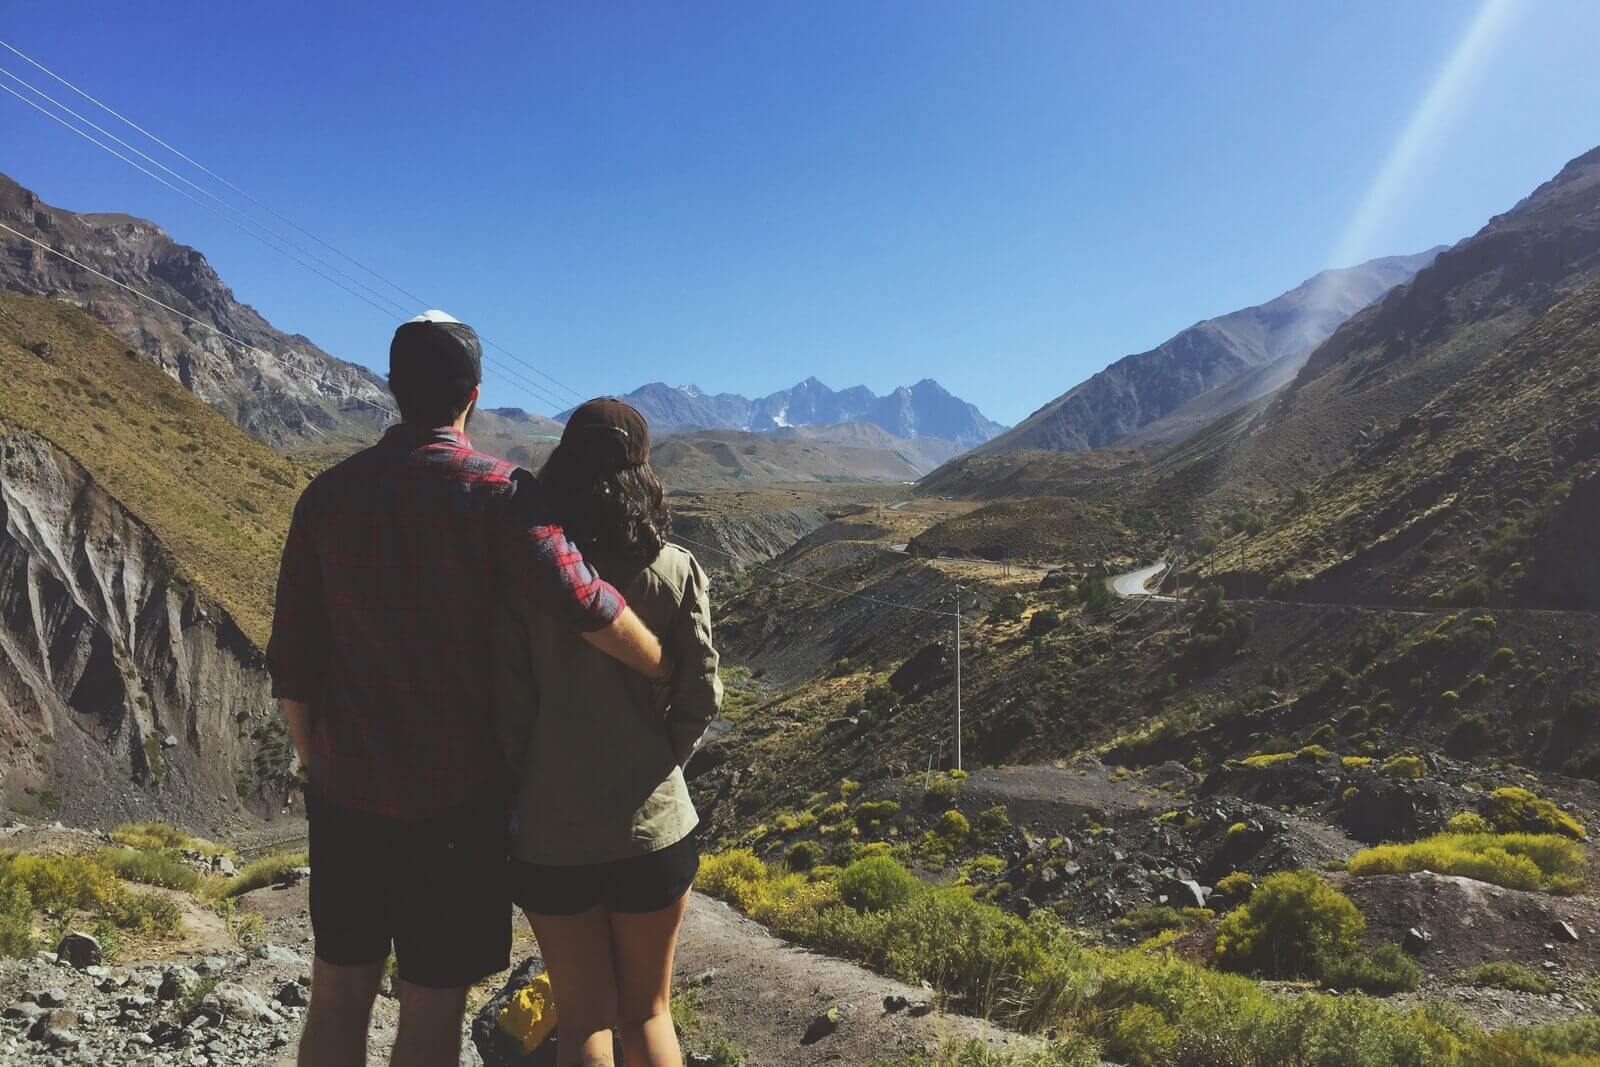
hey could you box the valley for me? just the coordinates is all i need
[0,119,1599,1067]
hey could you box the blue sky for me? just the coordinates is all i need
[4,1,1598,425]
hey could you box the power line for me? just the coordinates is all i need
[0,36,587,408]
[0,74,570,413]
[0,220,397,419]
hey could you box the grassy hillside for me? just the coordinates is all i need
[0,293,305,645]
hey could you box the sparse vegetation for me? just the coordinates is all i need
[222,850,308,898]
[1462,961,1557,995]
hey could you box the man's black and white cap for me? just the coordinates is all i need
[389,309,482,389]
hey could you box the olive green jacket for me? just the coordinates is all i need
[495,543,722,865]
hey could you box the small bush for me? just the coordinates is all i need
[221,850,308,898]
[937,810,971,841]
[787,841,820,872]
[924,776,960,811]
[1214,870,1364,980]
[1213,871,1254,898]
[2,853,119,913]
[1114,906,1184,936]
[96,848,203,892]
[1111,1002,1179,1066]
[1346,832,1584,893]
[1463,961,1556,994]
[1486,786,1587,840]
[1240,751,1296,769]
[1318,941,1422,994]
[0,880,36,959]
[1341,755,1373,769]
[1379,754,1427,779]
[976,805,1011,836]
[1445,811,1491,834]
[854,800,902,832]
[839,855,920,912]
[1028,608,1063,636]
[108,890,182,935]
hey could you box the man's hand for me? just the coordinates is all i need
[582,606,670,680]
[279,699,314,770]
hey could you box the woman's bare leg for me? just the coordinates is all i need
[524,908,621,1067]
[609,891,690,1067]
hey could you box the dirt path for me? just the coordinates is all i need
[671,893,1041,1065]
[253,886,1040,1065]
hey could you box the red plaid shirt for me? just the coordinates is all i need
[266,424,624,818]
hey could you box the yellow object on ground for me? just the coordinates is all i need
[497,972,558,1053]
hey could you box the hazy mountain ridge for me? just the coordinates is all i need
[0,171,390,450]
[976,250,1442,455]
[558,376,1006,449]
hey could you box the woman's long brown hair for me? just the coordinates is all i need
[537,451,673,564]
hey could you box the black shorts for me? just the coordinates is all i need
[511,833,699,917]
[307,788,511,988]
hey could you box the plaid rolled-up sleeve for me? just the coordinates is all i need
[266,490,331,701]
[497,469,625,633]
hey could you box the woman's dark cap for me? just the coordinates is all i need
[556,397,652,474]
[389,310,482,390]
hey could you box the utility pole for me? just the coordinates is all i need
[953,584,963,772]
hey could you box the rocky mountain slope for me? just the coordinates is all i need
[976,250,1440,456]
[1142,145,1600,593]
[560,376,1005,449]
[0,171,390,450]
[0,292,303,828]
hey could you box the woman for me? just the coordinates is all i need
[496,397,722,1067]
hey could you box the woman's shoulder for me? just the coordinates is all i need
[643,542,700,587]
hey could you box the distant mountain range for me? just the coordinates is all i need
[977,249,1443,455]
[557,377,1007,450]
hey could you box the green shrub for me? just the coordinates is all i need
[1,853,119,913]
[1318,942,1422,994]
[1213,871,1254,898]
[937,809,970,841]
[1445,811,1491,834]
[839,855,920,913]
[1379,754,1427,779]
[1028,608,1063,636]
[220,850,308,898]
[1214,871,1364,980]
[1111,1002,1179,1066]
[924,776,960,811]
[107,890,182,935]
[1346,832,1584,893]
[1486,786,1587,840]
[976,805,1011,836]
[0,879,36,959]
[96,848,203,892]
[1462,961,1556,994]
[854,800,902,832]
[1114,906,1184,936]
[787,841,820,872]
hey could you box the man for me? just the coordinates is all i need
[266,311,666,1067]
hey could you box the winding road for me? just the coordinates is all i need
[1108,559,1176,601]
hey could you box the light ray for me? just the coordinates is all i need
[1329,0,1521,270]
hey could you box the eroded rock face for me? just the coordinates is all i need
[0,428,288,829]
[671,506,827,573]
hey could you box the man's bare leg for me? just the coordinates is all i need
[390,981,470,1067]
[299,957,384,1067]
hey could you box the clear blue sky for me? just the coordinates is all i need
[4,1,1598,424]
